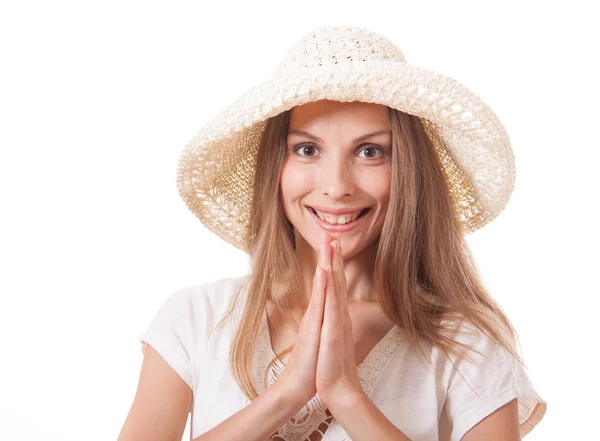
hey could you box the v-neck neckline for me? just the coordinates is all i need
[235,277,416,440]
[262,307,400,372]
[255,307,406,441]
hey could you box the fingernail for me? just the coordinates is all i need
[320,231,326,243]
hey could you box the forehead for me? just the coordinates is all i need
[288,100,390,130]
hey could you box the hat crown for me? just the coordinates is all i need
[274,26,407,76]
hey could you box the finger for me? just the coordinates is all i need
[320,232,331,269]
[302,269,319,325]
[330,240,348,311]
[312,233,327,309]
[323,264,338,334]
[303,262,322,314]
[308,266,326,328]
[319,235,328,268]
[307,234,327,329]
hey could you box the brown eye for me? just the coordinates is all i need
[291,143,386,160]
[292,144,319,157]
[358,145,385,159]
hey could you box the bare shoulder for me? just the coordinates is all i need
[117,343,192,441]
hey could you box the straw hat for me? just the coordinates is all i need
[176,26,515,254]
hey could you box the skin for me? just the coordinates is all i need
[277,99,394,404]
[276,100,522,440]
[280,99,393,304]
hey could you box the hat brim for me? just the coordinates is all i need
[177,60,515,252]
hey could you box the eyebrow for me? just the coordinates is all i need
[287,129,391,144]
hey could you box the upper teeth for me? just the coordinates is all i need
[313,209,363,225]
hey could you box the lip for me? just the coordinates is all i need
[306,205,366,216]
[306,206,370,233]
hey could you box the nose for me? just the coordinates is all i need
[318,152,355,199]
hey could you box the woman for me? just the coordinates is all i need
[119,26,547,441]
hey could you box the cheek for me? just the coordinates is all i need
[359,169,391,202]
[279,162,313,213]
[280,163,312,196]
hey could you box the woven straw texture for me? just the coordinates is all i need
[176,26,515,254]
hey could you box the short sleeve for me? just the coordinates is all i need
[138,288,198,390]
[443,322,547,441]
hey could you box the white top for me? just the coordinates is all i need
[139,276,547,441]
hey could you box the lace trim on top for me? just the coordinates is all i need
[245,308,406,441]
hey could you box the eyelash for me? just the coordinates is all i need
[291,143,386,160]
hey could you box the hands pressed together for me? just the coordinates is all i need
[276,231,363,407]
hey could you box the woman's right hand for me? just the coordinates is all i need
[275,232,332,404]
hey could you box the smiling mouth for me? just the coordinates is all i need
[306,206,371,223]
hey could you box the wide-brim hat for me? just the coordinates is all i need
[176,26,515,254]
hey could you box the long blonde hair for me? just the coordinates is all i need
[211,105,525,401]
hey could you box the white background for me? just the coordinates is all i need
[0,0,597,440]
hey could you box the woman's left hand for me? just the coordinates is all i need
[315,232,364,405]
